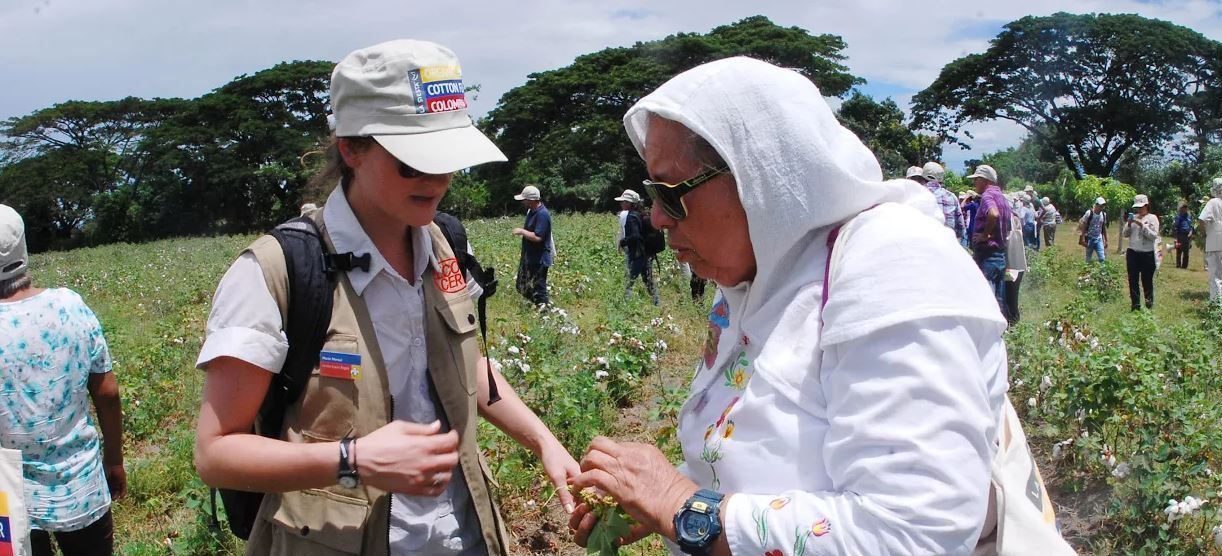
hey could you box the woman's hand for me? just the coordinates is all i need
[568,436,699,545]
[539,441,581,513]
[358,420,460,497]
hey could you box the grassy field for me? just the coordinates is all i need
[26,216,1222,555]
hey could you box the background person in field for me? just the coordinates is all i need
[193,40,579,556]
[1123,194,1161,310]
[0,204,126,556]
[1005,195,1029,325]
[1199,178,1222,301]
[921,162,966,243]
[1039,196,1060,247]
[615,189,660,305]
[968,164,1012,316]
[1080,197,1109,262]
[569,57,1008,556]
[512,184,553,306]
[1173,203,1195,269]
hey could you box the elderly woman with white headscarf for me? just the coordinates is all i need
[569,58,1012,555]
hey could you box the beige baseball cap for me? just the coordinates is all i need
[905,166,923,179]
[921,162,945,181]
[967,165,999,183]
[330,39,507,174]
[614,189,642,204]
[1132,194,1149,208]
[514,185,541,201]
[0,204,29,281]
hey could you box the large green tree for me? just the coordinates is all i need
[836,92,943,177]
[478,16,862,212]
[912,12,1222,179]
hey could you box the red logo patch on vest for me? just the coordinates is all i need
[434,257,466,293]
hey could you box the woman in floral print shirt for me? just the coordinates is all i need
[568,59,1009,556]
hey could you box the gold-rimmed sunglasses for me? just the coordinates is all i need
[640,166,730,221]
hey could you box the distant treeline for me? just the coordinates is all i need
[3,13,1220,252]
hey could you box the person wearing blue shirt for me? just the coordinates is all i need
[513,185,553,305]
[1174,202,1195,269]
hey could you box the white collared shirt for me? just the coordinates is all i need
[197,186,484,555]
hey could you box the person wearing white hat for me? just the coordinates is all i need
[1038,196,1060,247]
[569,57,1031,556]
[967,165,1013,318]
[512,184,554,305]
[1199,178,1222,301]
[919,162,966,242]
[1122,194,1161,309]
[1,204,127,555]
[1078,197,1110,262]
[614,189,660,304]
[905,166,926,184]
[194,40,578,556]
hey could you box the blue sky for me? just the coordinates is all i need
[1,0,1219,175]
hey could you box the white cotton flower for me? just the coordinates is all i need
[1040,375,1053,393]
[1081,430,1090,439]
[1213,525,1222,549]
[1111,462,1131,479]
[507,346,520,355]
[650,353,658,362]
[594,370,609,380]
[1076,409,1086,422]
[650,317,664,327]
[1165,500,1181,522]
[655,340,668,352]
[1053,444,1064,458]
[520,364,531,373]
[1015,378,1025,388]
[595,356,609,367]
[1027,397,1037,408]
[1183,496,1205,513]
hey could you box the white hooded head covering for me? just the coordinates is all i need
[624,57,953,397]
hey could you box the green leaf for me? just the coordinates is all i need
[586,507,632,556]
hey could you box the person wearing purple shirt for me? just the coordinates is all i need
[968,165,1011,318]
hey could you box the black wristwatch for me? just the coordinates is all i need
[673,489,724,555]
[338,436,359,488]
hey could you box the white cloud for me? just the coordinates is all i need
[0,0,1218,173]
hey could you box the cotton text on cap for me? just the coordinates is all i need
[0,204,29,281]
[330,39,506,174]
[514,185,541,201]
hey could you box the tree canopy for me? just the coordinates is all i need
[476,15,862,212]
[912,12,1222,179]
[836,92,942,177]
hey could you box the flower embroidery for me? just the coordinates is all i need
[723,351,751,389]
[793,518,832,555]
[715,397,739,428]
[811,518,831,537]
[704,424,715,442]
[769,497,791,510]
[723,420,735,439]
[765,551,782,556]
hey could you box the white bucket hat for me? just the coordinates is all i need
[0,204,29,281]
[514,185,541,201]
[330,39,507,174]
[614,189,642,204]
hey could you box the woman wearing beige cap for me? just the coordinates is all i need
[194,40,578,556]
[1122,194,1160,310]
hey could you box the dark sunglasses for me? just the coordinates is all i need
[641,166,730,221]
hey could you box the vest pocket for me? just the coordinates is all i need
[433,297,480,395]
[296,333,360,442]
[267,488,370,554]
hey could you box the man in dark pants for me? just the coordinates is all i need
[967,165,1012,319]
[513,185,552,305]
[1173,203,1194,269]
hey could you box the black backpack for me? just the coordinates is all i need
[210,211,499,539]
[640,211,666,256]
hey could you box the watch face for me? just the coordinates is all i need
[679,512,712,540]
[339,475,358,489]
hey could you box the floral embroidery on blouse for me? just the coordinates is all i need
[723,350,751,389]
[793,518,833,556]
[751,496,791,545]
[703,297,731,369]
[700,396,740,490]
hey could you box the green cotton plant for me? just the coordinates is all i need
[1074,259,1123,303]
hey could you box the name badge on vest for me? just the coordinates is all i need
[319,351,362,380]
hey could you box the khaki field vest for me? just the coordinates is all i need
[241,210,508,555]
